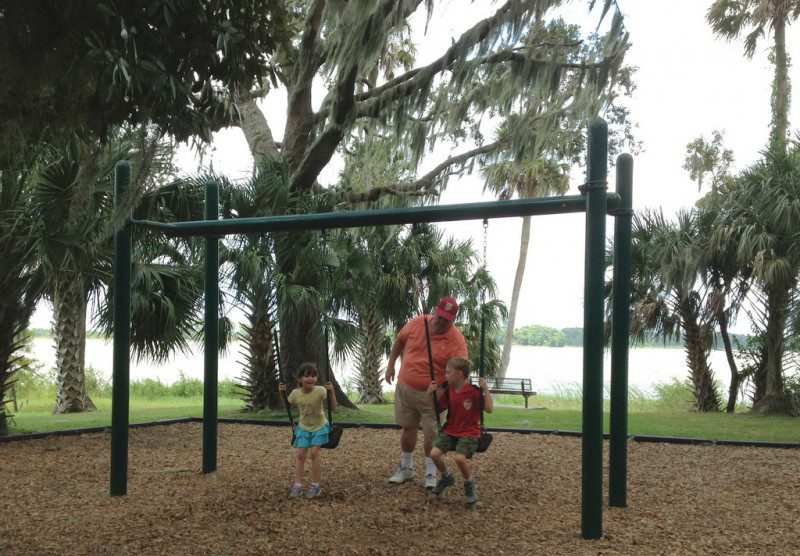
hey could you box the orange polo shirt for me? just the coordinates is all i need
[397,315,467,392]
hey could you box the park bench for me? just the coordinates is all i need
[484,377,536,408]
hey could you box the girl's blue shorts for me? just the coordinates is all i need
[293,423,330,449]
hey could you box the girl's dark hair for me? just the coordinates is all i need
[296,362,318,379]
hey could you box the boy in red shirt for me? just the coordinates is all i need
[426,357,493,506]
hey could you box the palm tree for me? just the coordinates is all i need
[33,128,202,413]
[219,163,354,410]
[221,167,297,411]
[483,156,570,378]
[695,191,750,412]
[709,146,800,414]
[707,0,800,153]
[0,166,43,435]
[328,225,403,404]
[623,209,720,412]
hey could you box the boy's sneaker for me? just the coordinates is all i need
[306,484,323,498]
[432,473,455,495]
[388,466,415,484]
[288,484,303,500]
[424,473,438,490]
[464,480,478,505]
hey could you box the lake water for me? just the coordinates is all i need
[30,338,738,398]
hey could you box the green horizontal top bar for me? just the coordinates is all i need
[133,193,622,238]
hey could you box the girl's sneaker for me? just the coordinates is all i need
[288,484,303,500]
[306,483,323,498]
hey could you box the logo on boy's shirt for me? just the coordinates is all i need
[463,399,473,411]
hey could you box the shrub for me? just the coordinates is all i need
[651,378,694,411]
[84,366,111,397]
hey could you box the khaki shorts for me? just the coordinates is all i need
[394,382,439,439]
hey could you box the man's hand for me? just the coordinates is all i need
[385,362,396,385]
[426,381,438,394]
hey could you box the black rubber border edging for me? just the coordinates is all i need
[214,418,800,449]
[2,417,798,449]
[0,418,195,443]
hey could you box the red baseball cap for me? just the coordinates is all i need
[435,297,459,321]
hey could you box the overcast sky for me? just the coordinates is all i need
[31,1,800,334]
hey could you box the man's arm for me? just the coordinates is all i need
[385,336,405,384]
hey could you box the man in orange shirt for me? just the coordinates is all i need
[385,297,467,489]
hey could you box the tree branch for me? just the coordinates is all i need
[341,104,569,204]
[356,49,618,120]
[284,0,326,165]
[342,140,500,203]
[291,0,402,190]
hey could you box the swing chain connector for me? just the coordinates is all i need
[578,179,608,195]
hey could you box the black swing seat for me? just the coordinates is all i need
[322,424,343,449]
[476,430,493,453]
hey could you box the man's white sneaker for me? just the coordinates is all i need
[424,473,437,490]
[388,466,415,484]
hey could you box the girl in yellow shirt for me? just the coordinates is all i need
[279,362,337,499]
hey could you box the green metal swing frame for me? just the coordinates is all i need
[109,117,633,540]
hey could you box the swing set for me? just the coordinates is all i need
[108,118,633,540]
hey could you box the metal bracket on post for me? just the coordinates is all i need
[578,179,608,195]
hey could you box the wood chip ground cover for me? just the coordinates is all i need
[2,423,798,554]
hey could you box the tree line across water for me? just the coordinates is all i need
[509,325,750,350]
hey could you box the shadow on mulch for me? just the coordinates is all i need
[1,422,798,554]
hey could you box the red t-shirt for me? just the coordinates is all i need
[436,382,482,438]
[397,315,468,391]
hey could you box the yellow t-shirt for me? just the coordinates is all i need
[287,385,328,432]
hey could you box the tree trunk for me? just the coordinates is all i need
[770,16,789,154]
[682,315,719,412]
[356,312,387,404]
[53,280,95,414]
[280,307,356,409]
[237,98,281,166]
[239,293,282,411]
[716,307,740,413]
[499,215,531,378]
[0,411,9,437]
[238,77,355,408]
[752,351,767,404]
[752,286,793,414]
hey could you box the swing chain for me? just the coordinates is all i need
[481,218,488,305]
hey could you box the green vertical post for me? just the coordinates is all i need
[110,161,132,496]
[203,180,219,474]
[609,154,633,508]
[581,118,608,539]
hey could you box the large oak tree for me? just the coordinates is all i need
[232,0,631,400]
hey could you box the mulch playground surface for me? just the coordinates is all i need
[2,423,799,554]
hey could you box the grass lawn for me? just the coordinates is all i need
[6,397,799,443]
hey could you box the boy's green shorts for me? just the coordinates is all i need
[433,433,479,458]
